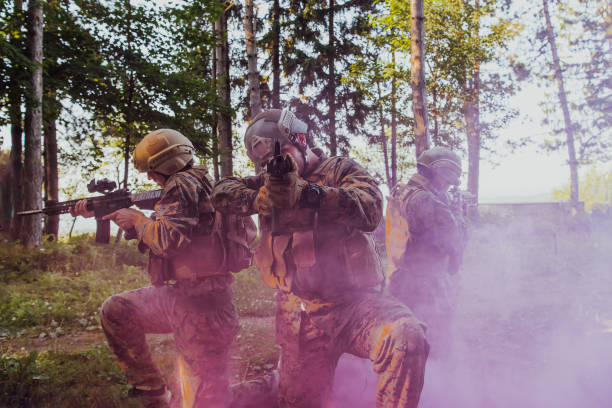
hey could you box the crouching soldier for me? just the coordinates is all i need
[71,129,253,408]
[213,109,429,408]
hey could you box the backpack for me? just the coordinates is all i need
[385,184,419,272]
[214,212,257,273]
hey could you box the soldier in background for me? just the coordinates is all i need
[71,129,251,408]
[213,109,429,408]
[385,147,467,355]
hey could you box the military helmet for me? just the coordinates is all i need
[133,129,194,175]
[244,109,309,167]
[417,146,462,185]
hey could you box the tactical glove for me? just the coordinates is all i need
[264,156,308,209]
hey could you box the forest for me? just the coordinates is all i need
[0,1,611,407]
[0,0,609,245]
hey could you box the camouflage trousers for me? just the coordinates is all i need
[387,270,454,356]
[275,291,429,408]
[100,285,239,408]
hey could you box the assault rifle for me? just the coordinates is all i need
[266,140,293,235]
[17,178,162,244]
[449,186,477,218]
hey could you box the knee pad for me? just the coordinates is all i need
[100,295,131,327]
[379,317,428,357]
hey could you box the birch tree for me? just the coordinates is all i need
[542,0,578,206]
[410,0,429,157]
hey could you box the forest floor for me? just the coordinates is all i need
[2,213,612,407]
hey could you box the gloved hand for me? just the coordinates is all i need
[103,208,148,230]
[264,155,308,210]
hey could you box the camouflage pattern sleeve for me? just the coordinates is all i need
[211,174,264,216]
[133,176,201,258]
[407,191,464,256]
[317,157,383,232]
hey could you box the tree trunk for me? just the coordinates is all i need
[391,51,398,187]
[216,5,233,177]
[432,85,439,145]
[376,81,390,186]
[271,0,281,108]
[327,0,337,156]
[542,0,579,206]
[464,84,480,201]
[9,109,23,240]
[465,0,481,202]
[123,0,134,189]
[8,0,24,240]
[22,0,43,246]
[211,35,220,180]
[44,116,59,238]
[410,0,429,157]
[244,0,262,117]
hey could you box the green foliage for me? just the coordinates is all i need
[552,167,612,212]
[532,0,611,163]
[0,234,145,283]
[372,0,521,148]
[0,346,139,408]
[0,235,148,336]
[281,0,379,154]
[0,233,276,339]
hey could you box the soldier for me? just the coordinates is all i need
[213,109,429,408]
[385,147,467,353]
[71,129,246,408]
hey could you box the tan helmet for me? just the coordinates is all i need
[417,146,462,185]
[133,129,194,175]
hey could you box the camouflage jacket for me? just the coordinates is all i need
[388,173,466,277]
[133,165,228,290]
[212,152,384,300]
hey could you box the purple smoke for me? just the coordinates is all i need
[330,211,612,407]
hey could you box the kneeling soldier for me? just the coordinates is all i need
[213,109,429,408]
[71,129,245,408]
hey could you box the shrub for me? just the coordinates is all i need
[0,346,140,408]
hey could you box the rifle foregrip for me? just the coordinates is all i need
[96,219,111,244]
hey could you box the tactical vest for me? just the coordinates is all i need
[253,157,383,299]
[148,167,256,286]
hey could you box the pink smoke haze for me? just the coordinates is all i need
[330,211,612,408]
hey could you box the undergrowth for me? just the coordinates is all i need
[0,346,139,408]
[0,234,275,339]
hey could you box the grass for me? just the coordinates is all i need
[0,346,140,408]
[0,234,278,407]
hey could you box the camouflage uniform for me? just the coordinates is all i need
[386,173,466,348]
[101,165,239,408]
[213,152,428,408]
